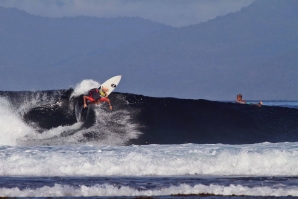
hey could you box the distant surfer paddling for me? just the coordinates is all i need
[236,94,262,107]
[236,94,246,104]
[83,86,112,110]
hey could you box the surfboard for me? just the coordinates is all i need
[101,75,122,96]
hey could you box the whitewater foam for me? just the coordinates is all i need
[0,90,72,145]
[25,122,83,140]
[80,104,141,145]
[1,183,298,197]
[70,79,101,98]
[0,97,33,145]
[0,142,298,177]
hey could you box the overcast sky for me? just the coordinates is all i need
[0,0,255,27]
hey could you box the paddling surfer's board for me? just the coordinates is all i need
[101,75,122,95]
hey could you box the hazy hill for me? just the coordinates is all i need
[0,6,173,90]
[0,0,297,100]
[70,0,297,100]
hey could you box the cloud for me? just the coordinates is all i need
[0,0,255,27]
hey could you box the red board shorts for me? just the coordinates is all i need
[85,96,108,103]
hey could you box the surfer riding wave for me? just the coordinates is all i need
[83,86,112,110]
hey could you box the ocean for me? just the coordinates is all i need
[0,80,298,198]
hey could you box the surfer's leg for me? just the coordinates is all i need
[80,107,88,122]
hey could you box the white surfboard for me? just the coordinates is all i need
[101,75,122,96]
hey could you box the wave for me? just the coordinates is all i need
[1,143,298,177]
[0,184,298,198]
[1,183,298,197]
[0,81,298,145]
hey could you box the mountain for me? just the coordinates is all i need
[0,6,174,90]
[74,0,297,100]
[0,0,297,100]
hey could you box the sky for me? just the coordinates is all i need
[0,0,255,27]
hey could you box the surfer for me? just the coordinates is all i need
[254,101,263,107]
[236,94,262,107]
[236,94,246,104]
[83,86,112,110]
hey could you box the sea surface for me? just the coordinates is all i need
[0,80,298,198]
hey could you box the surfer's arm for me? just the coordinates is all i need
[83,96,89,108]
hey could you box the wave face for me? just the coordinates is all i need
[1,87,298,146]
